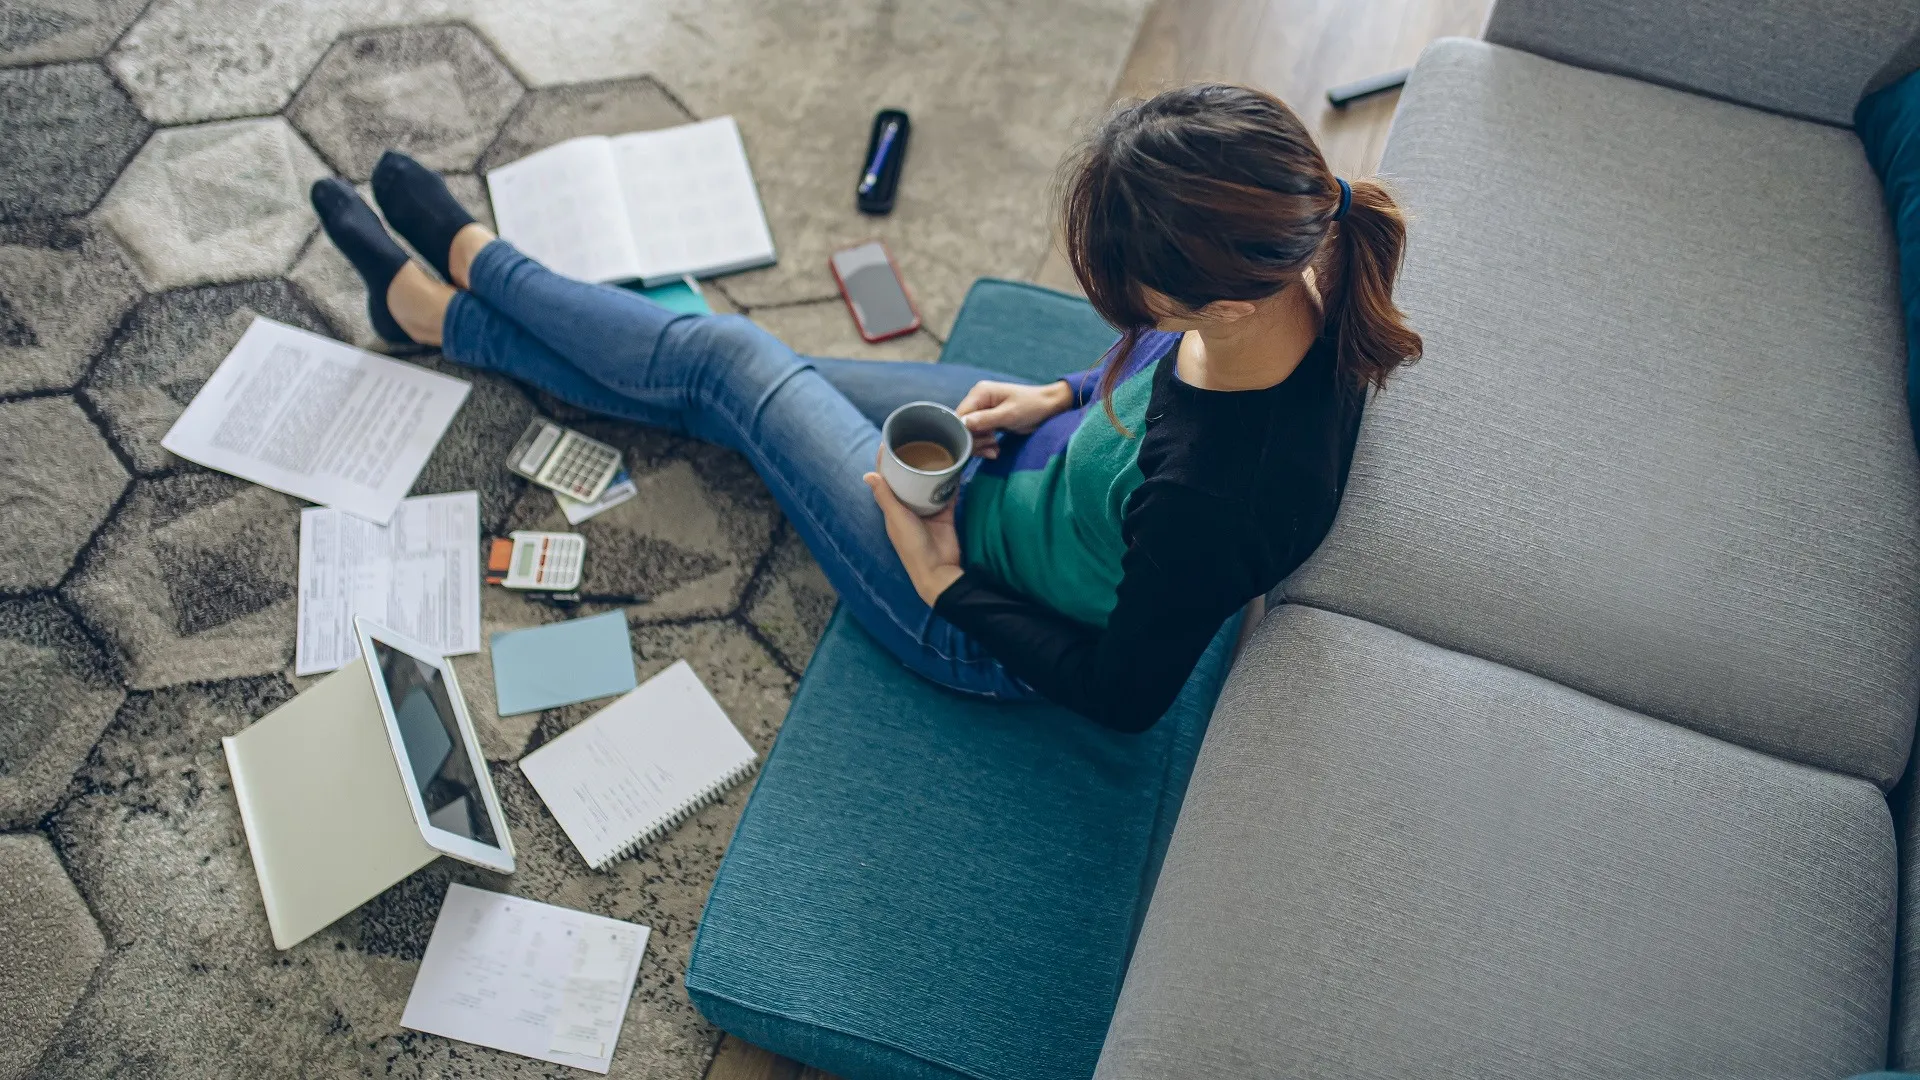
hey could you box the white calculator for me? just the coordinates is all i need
[508,419,622,503]
[498,531,586,592]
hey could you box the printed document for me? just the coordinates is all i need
[161,317,469,524]
[296,492,481,675]
[401,884,648,1074]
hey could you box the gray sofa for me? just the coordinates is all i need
[1094,2,1920,1077]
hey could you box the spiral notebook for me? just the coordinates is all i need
[519,660,757,870]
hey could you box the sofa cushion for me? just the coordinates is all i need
[1097,604,1897,1080]
[1484,0,1920,126]
[1857,68,1920,455]
[689,609,1240,1080]
[1284,39,1920,787]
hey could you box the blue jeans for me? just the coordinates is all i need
[441,240,1039,700]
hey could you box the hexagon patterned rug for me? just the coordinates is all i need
[0,1,1147,1076]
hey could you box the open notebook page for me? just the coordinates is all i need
[611,117,777,286]
[487,136,644,285]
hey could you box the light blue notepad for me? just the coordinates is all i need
[490,611,638,716]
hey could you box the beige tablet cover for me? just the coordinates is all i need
[224,658,439,949]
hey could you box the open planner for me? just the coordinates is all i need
[486,117,777,287]
[519,660,758,870]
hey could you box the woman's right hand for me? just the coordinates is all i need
[954,380,1075,459]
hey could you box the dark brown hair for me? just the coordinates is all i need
[1060,83,1422,428]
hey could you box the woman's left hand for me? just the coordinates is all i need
[864,451,964,606]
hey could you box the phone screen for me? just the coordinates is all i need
[832,242,916,338]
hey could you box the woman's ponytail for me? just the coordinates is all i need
[1321,178,1422,392]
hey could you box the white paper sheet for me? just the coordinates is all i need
[555,468,636,524]
[160,317,469,525]
[487,137,644,285]
[401,884,647,1075]
[295,492,482,675]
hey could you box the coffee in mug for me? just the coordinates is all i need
[892,440,956,472]
[879,402,971,516]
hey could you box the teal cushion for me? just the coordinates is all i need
[686,279,1236,1080]
[1857,69,1920,454]
[938,276,1119,380]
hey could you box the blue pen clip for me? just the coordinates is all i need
[859,119,901,196]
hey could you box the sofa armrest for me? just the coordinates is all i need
[1483,0,1918,126]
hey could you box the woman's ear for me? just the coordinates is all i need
[1196,298,1259,323]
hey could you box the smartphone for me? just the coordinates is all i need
[830,241,921,342]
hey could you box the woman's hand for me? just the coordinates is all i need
[954,380,1074,459]
[865,452,964,606]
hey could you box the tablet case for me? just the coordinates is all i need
[223,658,439,949]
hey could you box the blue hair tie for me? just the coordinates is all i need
[1332,177,1353,222]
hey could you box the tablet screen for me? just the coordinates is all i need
[370,641,500,847]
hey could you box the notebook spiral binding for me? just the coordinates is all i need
[594,758,760,870]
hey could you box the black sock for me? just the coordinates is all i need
[309,178,414,346]
[371,150,475,285]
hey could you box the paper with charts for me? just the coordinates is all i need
[401,884,648,1073]
[294,491,483,675]
[160,317,469,525]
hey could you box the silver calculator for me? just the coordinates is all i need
[508,419,622,503]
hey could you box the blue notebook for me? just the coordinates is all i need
[491,611,639,716]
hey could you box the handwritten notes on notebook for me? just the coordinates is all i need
[401,884,648,1073]
[519,660,757,870]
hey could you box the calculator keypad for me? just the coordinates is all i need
[535,432,621,502]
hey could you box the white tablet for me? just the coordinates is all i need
[354,616,516,873]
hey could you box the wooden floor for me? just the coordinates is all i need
[704,0,1489,1076]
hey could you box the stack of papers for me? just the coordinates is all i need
[295,492,483,675]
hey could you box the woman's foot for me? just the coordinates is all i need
[370,150,477,285]
[309,178,420,346]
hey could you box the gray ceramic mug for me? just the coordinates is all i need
[879,401,971,516]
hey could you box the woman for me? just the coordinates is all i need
[310,84,1420,732]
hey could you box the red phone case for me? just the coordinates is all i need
[830,241,921,343]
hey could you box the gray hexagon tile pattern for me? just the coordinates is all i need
[478,77,694,173]
[0,0,147,66]
[0,597,123,830]
[0,62,151,222]
[33,623,790,1079]
[64,472,301,690]
[0,3,1150,1076]
[84,279,331,474]
[288,23,524,181]
[505,437,781,619]
[741,523,836,676]
[0,833,107,1079]
[0,397,128,591]
[97,117,331,289]
[0,218,143,396]
[465,0,1149,336]
[406,356,536,535]
[104,0,470,125]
